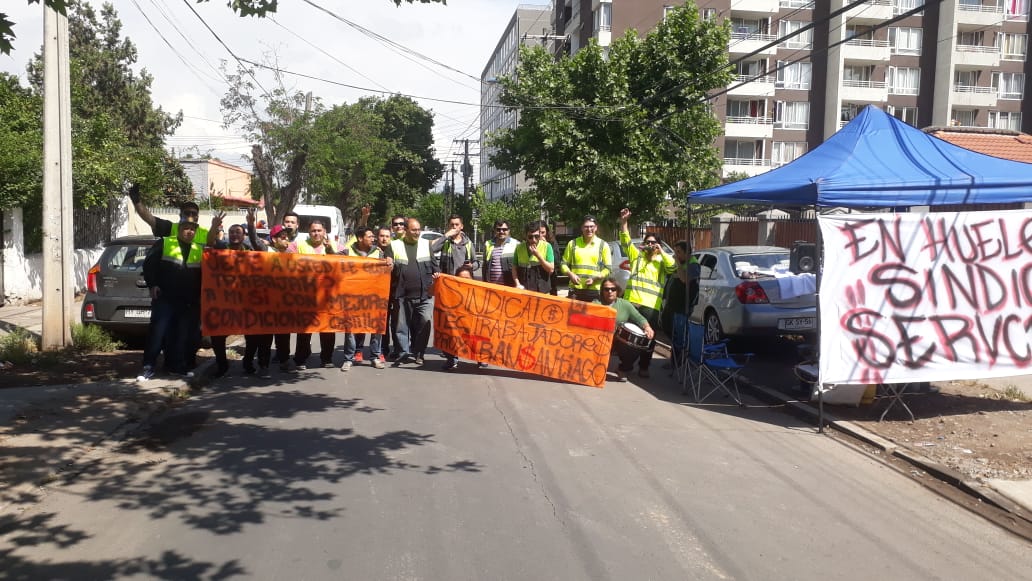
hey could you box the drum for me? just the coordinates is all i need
[614,322,650,351]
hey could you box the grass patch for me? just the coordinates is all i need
[1000,386,1032,403]
[0,328,40,365]
[71,323,123,353]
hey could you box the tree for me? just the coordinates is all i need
[306,102,390,225]
[2,0,447,55]
[358,95,444,222]
[222,60,319,226]
[490,4,731,227]
[0,73,42,211]
[474,190,541,245]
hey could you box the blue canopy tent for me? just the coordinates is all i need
[688,105,1032,428]
[690,105,1032,208]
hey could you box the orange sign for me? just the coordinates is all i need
[200,250,391,336]
[432,275,617,388]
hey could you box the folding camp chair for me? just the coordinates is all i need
[687,322,749,406]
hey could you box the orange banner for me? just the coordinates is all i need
[432,275,617,388]
[200,250,391,336]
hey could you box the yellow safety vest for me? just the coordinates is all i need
[161,237,204,268]
[170,222,209,243]
[390,237,432,264]
[562,236,611,290]
[296,239,336,255]
[621,231,676,310]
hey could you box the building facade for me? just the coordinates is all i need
[552,0,1032,177]
[480,4,552,201]
[180,158,256,207]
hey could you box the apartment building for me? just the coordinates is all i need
[551,0,1032,177]
[480,4,553,201]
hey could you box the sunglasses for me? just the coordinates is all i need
[601,287,619,292]
[495,227,509,232]
[392,222,406,227]
[644,240,658,245]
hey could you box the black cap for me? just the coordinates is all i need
[181,201,200,212]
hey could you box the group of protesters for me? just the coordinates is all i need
[129,187,698,385]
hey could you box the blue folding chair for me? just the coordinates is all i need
[687,321,748,406]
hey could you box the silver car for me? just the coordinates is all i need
[691,246,816,343]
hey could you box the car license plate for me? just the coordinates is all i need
[124,308,151,319]
[778,317,815,331]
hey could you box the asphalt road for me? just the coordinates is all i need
[3,349,1031,580]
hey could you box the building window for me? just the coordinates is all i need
[724,140,764,162]
[772,142,807,166]
[702,8,717,21]
[957,30,985,48]
[595,3,612,32]
[776,61,812,89]
[992,72,1025,99]
[894,0,925,16]
[779,21,813,49]
[952,109,977,126]
[887,105,918,126]
[989,111,1022,131]
[1006,0,1029,20]
[774,101,809,129]
[780,0,814,8]
[727,99,767,120]
[999,33,1028,60]
[888,67,920,95]
[954,69,979,89]
[889,27,922,55]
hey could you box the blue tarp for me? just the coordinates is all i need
[690,106,1032,208]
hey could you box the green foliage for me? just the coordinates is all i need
[414,192,446,231]
[0,74,42,210]
[474,190,541,245]
[0,328,39,365]
[71,323,123,352]
[491,4,731,227]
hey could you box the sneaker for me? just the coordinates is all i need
[340,361,353,372]
[170,370,195,379]
[373,358,385,370]
[322,361,335,369]
[414,355,424,366]
[296,364,308,371]
[615,370,628,382]
[477,362,489,369]
[279,361,291,372]
[214,363,229,378]
[258,366,271,379]
[379,354,386,362]
[387,352,402,362]
[442,359,459,371]
[354,352,364,363]
[243,367,256,376]
[136,365,155,382]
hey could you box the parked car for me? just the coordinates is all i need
[607,237,676,289]
[690,245,817,343]
[81,236,158,339]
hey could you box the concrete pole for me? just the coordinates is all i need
[41,5,74,349]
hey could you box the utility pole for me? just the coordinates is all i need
[453,139,479,199]
[41,4,74,349]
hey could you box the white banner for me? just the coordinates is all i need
[818,210,1032,385]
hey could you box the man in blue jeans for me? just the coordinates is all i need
[340,227,392,371]
[387,218,439,366]
[138,217,204,381]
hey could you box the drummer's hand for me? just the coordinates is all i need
[644,325,654,340]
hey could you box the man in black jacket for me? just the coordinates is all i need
[138,217,204,381]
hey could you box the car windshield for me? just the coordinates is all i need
[730,252,790,278]
[104,245,150,271]
[299,215,333,234]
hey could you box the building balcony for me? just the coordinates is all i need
[952,84,998,107]
[731,0,780,17]
[846,0,893,21]
[723,158,772,177]
[956,2,1004,27]
[779,0,814,8]
[727,75,776,97]
[953,44,1001,68]
[729,33,778,56]
[724,116,775,139]
[842,39,891,62]
[840,79,888,102]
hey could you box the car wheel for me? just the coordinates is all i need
[704,310,724,344]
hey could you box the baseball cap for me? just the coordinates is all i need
[181,201,200,212]
[269,224,287,238]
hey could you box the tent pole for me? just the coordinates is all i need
[815,206,824,434]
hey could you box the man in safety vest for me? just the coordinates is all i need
[387,218,440,366]
[512,221,555,293]
[483,220,520,286]
[138,216,204,381]
[561,215,612,302]
[340,226,392,372]
[289,219,343,369]
[618,208,677,378]
[432,214,476,275]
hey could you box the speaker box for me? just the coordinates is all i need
[790,241,817,274]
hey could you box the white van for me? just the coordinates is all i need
[291,204,348,246]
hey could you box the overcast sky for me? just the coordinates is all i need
[1,0,547,183]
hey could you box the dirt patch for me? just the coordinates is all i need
[826,380,1032,482]
[0,348,224,389]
